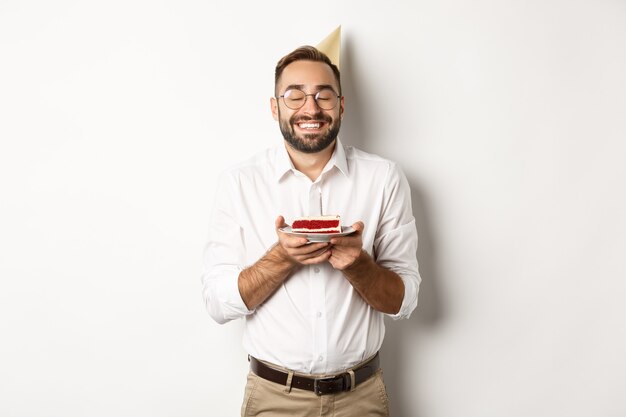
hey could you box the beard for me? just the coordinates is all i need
[279,110,341,154]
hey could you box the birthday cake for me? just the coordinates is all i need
[291,215,341,234]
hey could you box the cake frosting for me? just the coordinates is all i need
[291,215,341,234]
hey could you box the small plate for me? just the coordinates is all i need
[279,226,356,243]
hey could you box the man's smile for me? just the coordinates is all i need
[295,121,326,132]
[298,122,321,129]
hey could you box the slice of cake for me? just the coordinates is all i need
[291,215,341,234]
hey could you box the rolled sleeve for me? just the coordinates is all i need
[200,173,254,324]
[375,220,421,320]
[201,264,252,324]
[391,272,419,320]
[374,164,421,320]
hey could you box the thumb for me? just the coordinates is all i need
[352,221,365,234]
[275,215,288,230]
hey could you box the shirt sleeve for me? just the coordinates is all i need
[373,163,421,320]
[200,172,254,324]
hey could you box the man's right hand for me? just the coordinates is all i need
[238,216,331,310]
[275,215,332,265]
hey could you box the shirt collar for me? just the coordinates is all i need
[274,138,349,182]
[274,142,295,182]
[330,138,349,177]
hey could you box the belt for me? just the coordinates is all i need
[249,352,380,396]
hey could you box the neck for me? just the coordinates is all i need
[285,140,336,181]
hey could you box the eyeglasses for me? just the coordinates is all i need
[277,88,341,110]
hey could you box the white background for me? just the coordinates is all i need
[1,1,625,416]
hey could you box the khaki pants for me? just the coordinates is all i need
[241,368,390,417]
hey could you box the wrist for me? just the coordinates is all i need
[343,250,370,272]
[268,242,299,269]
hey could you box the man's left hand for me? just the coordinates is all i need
[328,221,365,270]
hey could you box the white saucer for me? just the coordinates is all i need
[279,226,356,243]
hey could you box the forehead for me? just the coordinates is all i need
[277,60,339,92]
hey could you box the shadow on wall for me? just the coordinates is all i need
[384,180,445,417]
[337,35,368,150]
[341,34,446,417]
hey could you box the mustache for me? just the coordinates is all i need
[291,113,332,124]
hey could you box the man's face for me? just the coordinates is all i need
[271,60,344,154]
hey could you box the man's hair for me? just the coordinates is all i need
[274,46,341,95]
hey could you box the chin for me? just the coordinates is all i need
[281,120,340,154]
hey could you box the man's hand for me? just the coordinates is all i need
[328,221,405,314]
[275,216,331,265]
[328,221,364,270]
[238,215,330,310]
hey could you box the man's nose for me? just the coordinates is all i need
[301,94,321,113]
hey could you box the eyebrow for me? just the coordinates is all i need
[283,84,337,93]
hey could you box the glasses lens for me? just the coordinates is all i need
[315,89,338,110]
[283,89,306,109]
[281,89,339,110]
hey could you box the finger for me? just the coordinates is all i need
[312,245,331,256]
[294,242,329,255]
[351,221,365,234]
[282,237,326,252]
[275,215,287,230]
[300,248,332,265]
[326,244,351,257]
[329,234,361,246]
[282,235,310,248]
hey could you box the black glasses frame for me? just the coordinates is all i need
[277,88,341,110]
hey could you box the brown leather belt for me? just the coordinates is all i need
[249,352,380,396]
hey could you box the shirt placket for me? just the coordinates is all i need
[308,181,328,371]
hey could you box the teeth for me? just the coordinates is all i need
[299,123,320,129]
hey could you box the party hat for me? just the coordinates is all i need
[316,26,341,69]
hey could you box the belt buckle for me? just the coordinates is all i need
[313,375,346,396]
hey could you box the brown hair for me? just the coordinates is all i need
[274,46,341,95]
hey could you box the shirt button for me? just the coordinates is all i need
[314,267,320,273]
[316,311,322,318]
[318,356,323,362]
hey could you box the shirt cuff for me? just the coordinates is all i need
[203,266,254,324]
[385,271,420,320]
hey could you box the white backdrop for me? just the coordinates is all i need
[1,1,625,416]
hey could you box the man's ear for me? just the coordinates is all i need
[270,97,279,121]
[339,95,345,119]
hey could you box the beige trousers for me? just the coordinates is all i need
[241,368,390,417]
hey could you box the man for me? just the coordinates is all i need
[201,45,421,416]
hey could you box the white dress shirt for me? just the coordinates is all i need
[201,139,420,374]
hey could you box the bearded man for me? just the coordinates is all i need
[201,46,421,417]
